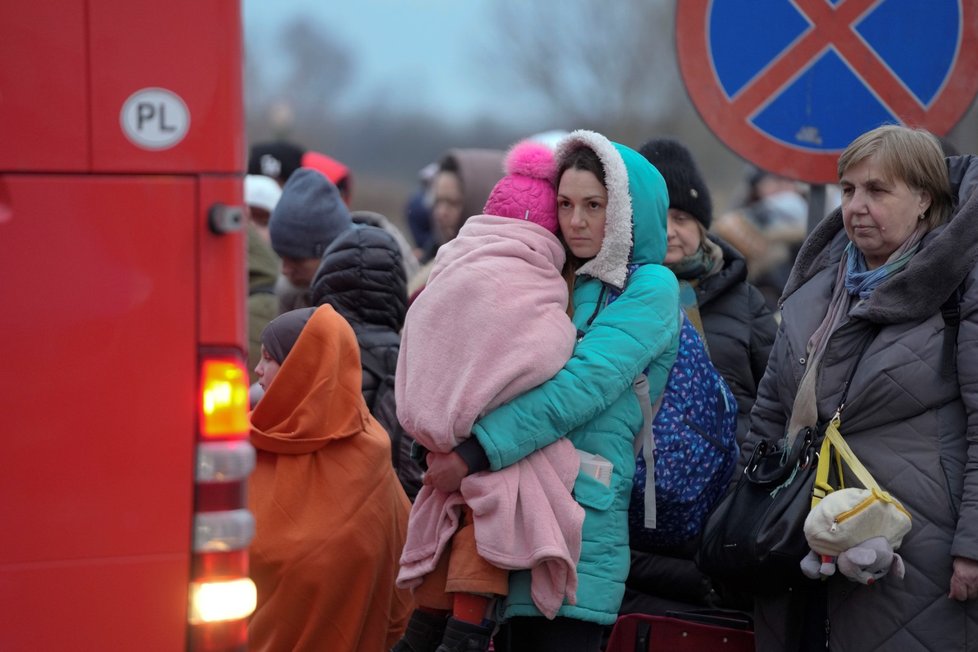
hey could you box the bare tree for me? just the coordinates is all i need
[277,20,354,113]
[477,2,751,205]
[483,0,680,140]
[245,17,355,144]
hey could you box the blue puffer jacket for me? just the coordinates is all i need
[472,131,681,625]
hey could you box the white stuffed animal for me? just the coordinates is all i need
[836,536,906,585]
[800,549,837,579]
[800,486,911,584]
[801,535,906,584]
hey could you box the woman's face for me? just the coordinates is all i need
[557,168,608,259]
[664,209,703,265]
[431,171,465,244]
[840,154,931,269]
[255,345,282,392]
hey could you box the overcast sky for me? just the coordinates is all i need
[242,0,518,123]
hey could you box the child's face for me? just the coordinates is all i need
[255,345,282,392]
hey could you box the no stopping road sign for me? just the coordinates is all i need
[677,0,978,183]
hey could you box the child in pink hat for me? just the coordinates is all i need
[392,140,585,652]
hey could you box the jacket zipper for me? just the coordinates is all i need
[577,286,609,342]
[586,285,608,328]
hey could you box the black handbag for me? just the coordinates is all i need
[695,329,876,595]
[694,424,820,594]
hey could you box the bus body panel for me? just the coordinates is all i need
[0,1,247,649]
[0,175,200,650]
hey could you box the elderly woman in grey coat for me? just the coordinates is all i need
[745,124,978,651]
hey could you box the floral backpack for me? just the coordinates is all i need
[608,266,739,550]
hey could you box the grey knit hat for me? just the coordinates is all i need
[638,138,713,228]
[269,168,353,260]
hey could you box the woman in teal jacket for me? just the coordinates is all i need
[423,130,681,652]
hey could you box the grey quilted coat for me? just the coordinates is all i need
[746,155,978,651]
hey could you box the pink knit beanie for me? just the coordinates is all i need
[483,140,558,233]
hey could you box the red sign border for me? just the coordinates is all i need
[677,0,978,183]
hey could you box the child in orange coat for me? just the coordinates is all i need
[248,305,414,651]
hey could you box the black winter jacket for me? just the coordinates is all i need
[697,236,778,446]
[310,223,422,500]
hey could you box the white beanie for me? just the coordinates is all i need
[245,174,283,213]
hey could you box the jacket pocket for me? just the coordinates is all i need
[573,468,616,511]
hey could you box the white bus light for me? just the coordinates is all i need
[188,578,257,624]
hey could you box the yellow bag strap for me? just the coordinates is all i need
[811,413,882,509]
[825,414,882,490]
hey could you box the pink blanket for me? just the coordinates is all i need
[395,215,584,618]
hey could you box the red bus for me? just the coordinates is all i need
[0,2,255,650]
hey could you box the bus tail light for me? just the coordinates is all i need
[200,358,250,439]
[190,351,256,652]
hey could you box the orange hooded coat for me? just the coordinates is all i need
[248,305,413,651]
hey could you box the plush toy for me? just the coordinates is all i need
[800,484,912,584]
[800,550,838,579]
[836,536,906,585]
[801,536,905,584]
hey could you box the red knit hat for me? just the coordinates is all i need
[301,150,353,204]
[483,140,558,233]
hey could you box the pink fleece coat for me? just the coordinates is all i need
[395,215,584,619]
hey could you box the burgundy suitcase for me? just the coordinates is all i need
[605,612,755,652]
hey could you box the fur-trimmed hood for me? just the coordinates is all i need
[555,130,669,288]
[780,155,978,324]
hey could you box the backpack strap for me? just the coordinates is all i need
[941,284,964,380]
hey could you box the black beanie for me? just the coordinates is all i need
[269,168,353,260]
[261,307,316,364]
[638,138,713,228]
[248,141,305,185]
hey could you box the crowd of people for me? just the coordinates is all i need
[241,124,978,652]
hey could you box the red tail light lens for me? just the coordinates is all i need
[200,358,249,438]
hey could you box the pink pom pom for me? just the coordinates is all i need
[504,140,556,182]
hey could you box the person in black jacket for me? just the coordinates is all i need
[309,222,423,501]
[619,138,778,617]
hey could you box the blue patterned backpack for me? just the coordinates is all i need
[608,268,738,550]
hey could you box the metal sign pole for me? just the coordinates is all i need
[808,184,826,234]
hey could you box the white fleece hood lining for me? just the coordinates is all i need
[555,130,633,289]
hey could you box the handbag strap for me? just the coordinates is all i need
[807,326,877,508]
[831,325,877,417]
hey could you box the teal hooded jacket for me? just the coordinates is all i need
[472,131,681,625]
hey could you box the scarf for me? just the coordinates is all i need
[844,236,923,299]
[785,224,925,439]
[668,233,724,345]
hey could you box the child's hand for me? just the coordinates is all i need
[423,451,468,493]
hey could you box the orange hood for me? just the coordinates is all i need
[250,305,368,454]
